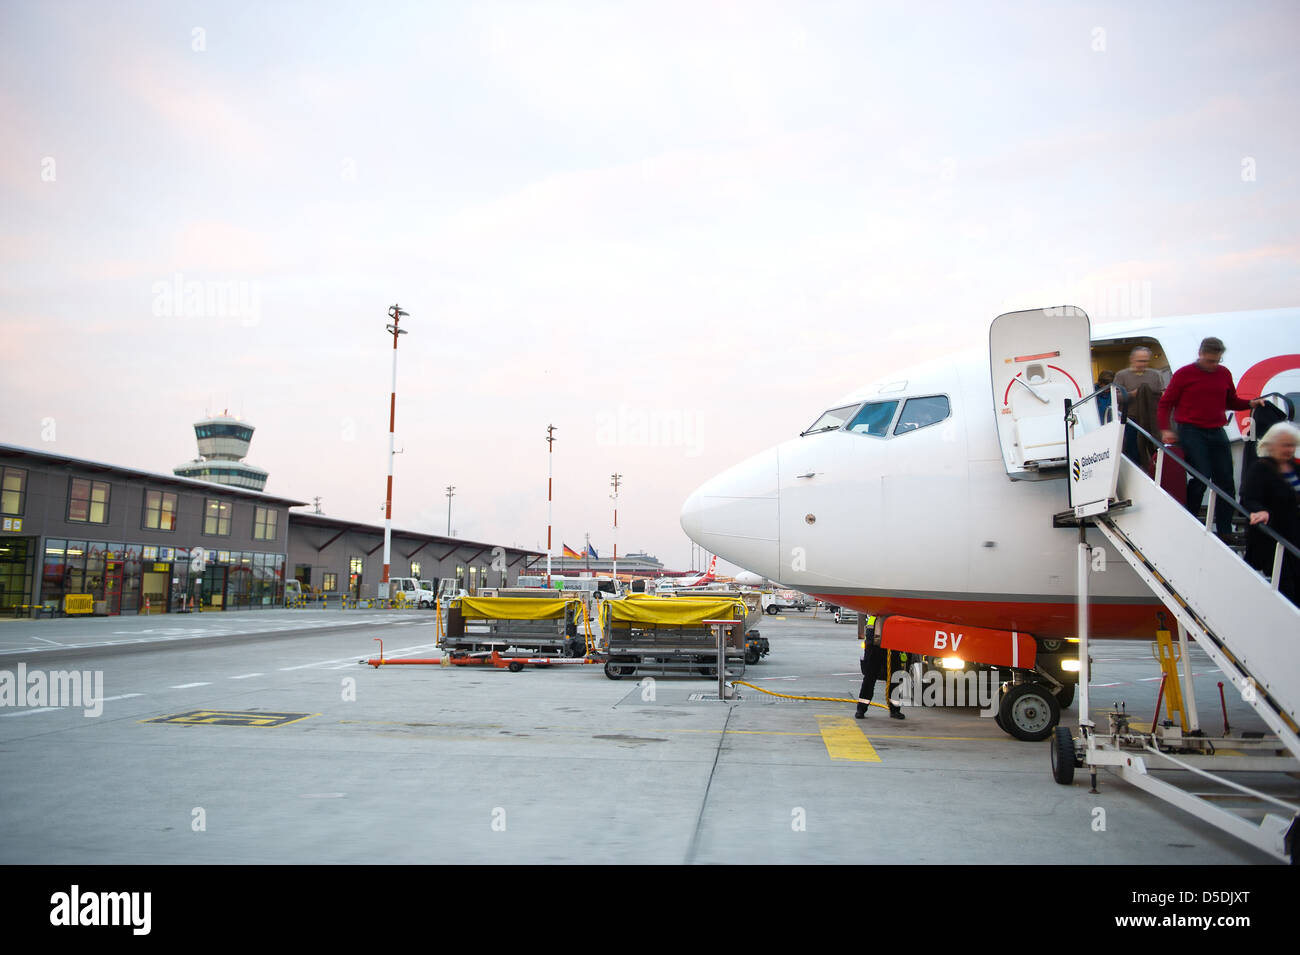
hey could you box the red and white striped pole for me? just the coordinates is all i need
[610,472,621,582]
[546,424,556,585]
[381,304,408,600]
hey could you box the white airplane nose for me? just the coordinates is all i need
[680,447,780,579]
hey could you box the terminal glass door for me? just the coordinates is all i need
[104,560,123,615]
[141,565,171,614]
[0,537,33,613]
[201,565,227,609]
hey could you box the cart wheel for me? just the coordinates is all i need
[604,662,625,680]
[697,663,718,678]
[745,646,761,665]
[508,661,524,673]
[998,682,1061,742]
[1050,725,1075,784]
[765,605,778,615]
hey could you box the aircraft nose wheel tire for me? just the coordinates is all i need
[1052,681,1076,709]
[997,682,1061,742]
[1050,725,1076,784]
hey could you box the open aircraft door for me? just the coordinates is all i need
[990,306,1098,480]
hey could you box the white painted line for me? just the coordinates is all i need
[759,676,799,681]
[279,655,366,671]
[170,682,212,689]
[1089,682,1123,687]
[1138,676,1163,682]
[1,707,60,718]
[229,673,263,680]
[282,645,435,671]
[101,693,145,702]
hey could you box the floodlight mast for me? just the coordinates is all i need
[380,303,408,599]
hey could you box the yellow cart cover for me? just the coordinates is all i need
[607,597,744,627]
[457,596,570,620]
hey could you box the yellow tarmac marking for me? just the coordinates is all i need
[815,714,881,762]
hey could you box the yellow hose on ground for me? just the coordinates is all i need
[731,680,889,709]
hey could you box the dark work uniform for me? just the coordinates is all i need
[856,638,905,718]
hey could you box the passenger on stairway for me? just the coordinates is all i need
[1158,337,1265,540]
[1240,422,1300,607]
[1116,346,1165,469]
[1095,370,1116,422]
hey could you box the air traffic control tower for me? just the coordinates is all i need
[173,413,269,491]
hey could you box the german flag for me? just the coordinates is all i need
[562,543,582,559]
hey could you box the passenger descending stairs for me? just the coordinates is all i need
[1088,456,1300,858]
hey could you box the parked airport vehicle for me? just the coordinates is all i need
[387,577,435,607]
[652,586,768,665]
[441,589,593,659]
[761,589,809,614]
[600,592,748,680]
[516,575,620,596]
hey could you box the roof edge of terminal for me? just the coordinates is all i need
[286,510,543,556]
[0,442,305,507]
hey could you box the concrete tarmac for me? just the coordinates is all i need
[0,608,1286,863]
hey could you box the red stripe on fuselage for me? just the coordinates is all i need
[816,593,1161,640]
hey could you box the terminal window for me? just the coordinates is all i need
[323,572,337,592]
[68,478,110,524]
[203,499,232,536]
[253,506,278,541]
[1,467,25,516]
[143,490,178,531]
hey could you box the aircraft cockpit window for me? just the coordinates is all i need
[893,395,950,436]
[801,404,859,436]
[846,400,899,437]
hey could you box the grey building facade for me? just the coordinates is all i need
[0,443,303,614]
[287,513,541,598]
[0,443,543,614]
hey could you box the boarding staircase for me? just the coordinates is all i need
[1077,421,1300,862]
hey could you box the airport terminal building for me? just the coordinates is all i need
[0,443,540,615]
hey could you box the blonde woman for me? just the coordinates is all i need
[1240,421,1300,605]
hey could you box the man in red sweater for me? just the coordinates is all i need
[1158,337,1264,538]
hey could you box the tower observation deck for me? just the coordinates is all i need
[173,412,269,491]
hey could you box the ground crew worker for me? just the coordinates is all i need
[855,627,906,719]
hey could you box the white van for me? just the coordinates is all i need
[387,577,436,607]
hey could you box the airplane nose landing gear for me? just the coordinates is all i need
[997,682,1062,741]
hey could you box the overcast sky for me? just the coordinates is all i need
[2,1,1297,571]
